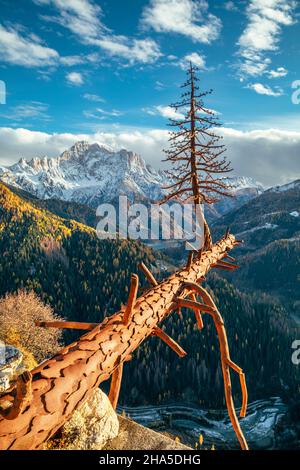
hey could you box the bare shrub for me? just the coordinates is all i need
[0,290,63,363]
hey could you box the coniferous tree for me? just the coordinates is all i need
[162,63,233,250]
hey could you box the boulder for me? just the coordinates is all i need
[49,388,119,450]
[0,344,23,393]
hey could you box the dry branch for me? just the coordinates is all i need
[152,327,187,358]
[139,262,158,287]
[108,362,124,410]
[35,321,98,331]
[123,274,139,325]
[177,282,248,450]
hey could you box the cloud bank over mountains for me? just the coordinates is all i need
[0,126,299,187]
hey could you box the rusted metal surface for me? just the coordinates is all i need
[108,362,124,410]
[123,274,139,325]
[0,234,248,450]
[35,321,98,331]
[139,262,158,287]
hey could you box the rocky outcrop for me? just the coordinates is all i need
[48,388,191,451]
[48,389,119,450]
[0,344,23,392]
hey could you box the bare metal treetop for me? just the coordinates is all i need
[162,62,234,250]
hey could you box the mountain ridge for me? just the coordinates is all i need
[0,141,263,217]
[0,141,167,206]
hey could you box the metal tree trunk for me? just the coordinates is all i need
[0,234,247,450]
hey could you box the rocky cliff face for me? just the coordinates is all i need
[0,344,23,392]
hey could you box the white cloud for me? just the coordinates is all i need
[238,56,271,78]
[35,0,104,38]
[0,102,50,121]
[155,106,185,120]
[248,83,283,96]
[155,81,165,90]
[179,52,206,70]
[219,127,300,186]
[83,108,123,119]
[92,37,162,64]
[66,72,84,86]
[0,19,101,71]
[237,0,296,77]
[0,23,59,67]
[36,0,162,65]
[141,0,222,44]
[83,111,104,121]
[200,108,221,116]
[1,126,300,187]
[83,93,105,103]
[239,1,295,52]
[60,55,85,66]
[96,108,122,117]
[223,1,238,11]
[144,104,220,119]
[60,53,101,66]
[268,66,288,78]
[0,126,169,170]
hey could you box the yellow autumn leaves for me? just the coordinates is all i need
[195,434,216,450]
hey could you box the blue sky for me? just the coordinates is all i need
[0,0,300,186]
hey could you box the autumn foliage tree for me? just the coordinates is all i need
[0,290,62,364]
[162,63,234,250]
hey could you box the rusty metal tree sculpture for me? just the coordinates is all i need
[162,62,233,250]
[0,66,249,451]
[0,237,248,450]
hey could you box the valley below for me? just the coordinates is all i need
[119,397,299,450]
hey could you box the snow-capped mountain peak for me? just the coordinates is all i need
[0,142,168,206]
[60,141,113,163]
[0,142,265,214]
[229,176,264,192]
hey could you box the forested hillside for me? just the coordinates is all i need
[212,181,300,315]
[0,183,156,340]
[4,183,98,228]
